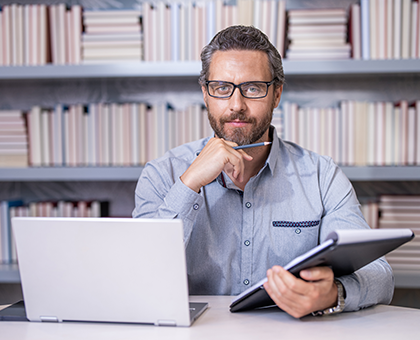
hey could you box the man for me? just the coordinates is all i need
[132,26,393,318]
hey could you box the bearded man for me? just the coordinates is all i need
[132,25,393,318]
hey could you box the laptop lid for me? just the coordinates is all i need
[12,217,206,327]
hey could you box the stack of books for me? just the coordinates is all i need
[82,9,142,63]
[12,200,109,219]
[142,0,286,62]
[0,200,109,264]
[26,102,212,167]
[281,100,420,166]
[360,0,420,60]
[48,4,82,64]
[0,110,28,167]
[286,8,351,60]
[378,195,420,273]
[0,3,49,66]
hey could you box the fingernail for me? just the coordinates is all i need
[301,270,311,278]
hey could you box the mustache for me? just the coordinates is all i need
[219,112,256,124]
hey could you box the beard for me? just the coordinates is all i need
[207,105,274,146]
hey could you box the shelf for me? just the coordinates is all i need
[0,167,144,181]
[1,59,420,80]
[0,264,20,284]
[0,62,202,79]
[340,166,420,181]
[283,59,420,76]
[0,166,419,182]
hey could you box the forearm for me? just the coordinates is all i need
[338,258,394,312]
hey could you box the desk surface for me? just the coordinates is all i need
[1,296,419,340]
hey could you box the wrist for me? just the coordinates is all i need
[312,279,346,316]
[180,173,202,193]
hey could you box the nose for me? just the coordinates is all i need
[229,86,247,113]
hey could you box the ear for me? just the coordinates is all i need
[273,85,283,108]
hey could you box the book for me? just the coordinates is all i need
[82,9,142,18]
[350,3,362,59]
[411,1,418,59]
[361,0,370,60]
[229,228,414,313]
[82,47,141,59]
[401,0,411,59]
[394,0,402,59]
[386,0,393,59]
[369,0,378,59]
[84,24,141,34]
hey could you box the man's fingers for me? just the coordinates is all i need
[271,266,309,295]
[264,265,338,318]
[264,268,311,318]
[300,266,334,282]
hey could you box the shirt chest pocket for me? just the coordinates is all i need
[268,220,321,265]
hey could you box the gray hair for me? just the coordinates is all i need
[199,25,285,88]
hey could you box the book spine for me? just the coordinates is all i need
[361,0,371,60]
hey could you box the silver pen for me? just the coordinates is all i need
[196,142,272,156]
[233,142,272,150]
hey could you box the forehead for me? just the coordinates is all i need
[208,50,272,82]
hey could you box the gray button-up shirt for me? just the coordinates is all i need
[133,126,394,312]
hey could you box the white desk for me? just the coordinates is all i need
[1,296,419,340]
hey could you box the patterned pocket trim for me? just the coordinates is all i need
[272,220,320,228]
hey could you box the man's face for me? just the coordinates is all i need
[202,50,282,145]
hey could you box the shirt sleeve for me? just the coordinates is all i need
[132,160,204,246]
[318,157,394,312]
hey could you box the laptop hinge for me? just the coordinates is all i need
[156,319,177,327]
[40,316,59,322]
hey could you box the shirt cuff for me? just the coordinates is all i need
[163,177,204,222]
[336,274,360,312]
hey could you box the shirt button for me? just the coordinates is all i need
[295,228,301,234]
[193,203,199,210]
[245,202,252,208]
[243,279,250,285]
[244,240,250,246]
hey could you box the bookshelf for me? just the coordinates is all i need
[1,1,420,294]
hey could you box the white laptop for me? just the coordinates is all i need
[11,217,208,327]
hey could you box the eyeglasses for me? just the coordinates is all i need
[205,80,276,99]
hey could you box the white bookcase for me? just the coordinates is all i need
[1,60,420,287]
[1,0,420,290]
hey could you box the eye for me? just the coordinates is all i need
[243,83,264,95]
[212,83,232,95]
[247,86,259,93]
[216,86,229,93]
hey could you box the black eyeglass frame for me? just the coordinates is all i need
[205,79,277,99]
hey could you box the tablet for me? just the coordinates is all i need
[230,228,414,313]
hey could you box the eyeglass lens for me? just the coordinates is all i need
[207,81,269,98]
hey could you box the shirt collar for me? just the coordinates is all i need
[265,125,281,176]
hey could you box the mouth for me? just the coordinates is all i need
[225,120,251,128]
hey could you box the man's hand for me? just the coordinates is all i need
[180,138,253,193]
[263,266,338,318]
